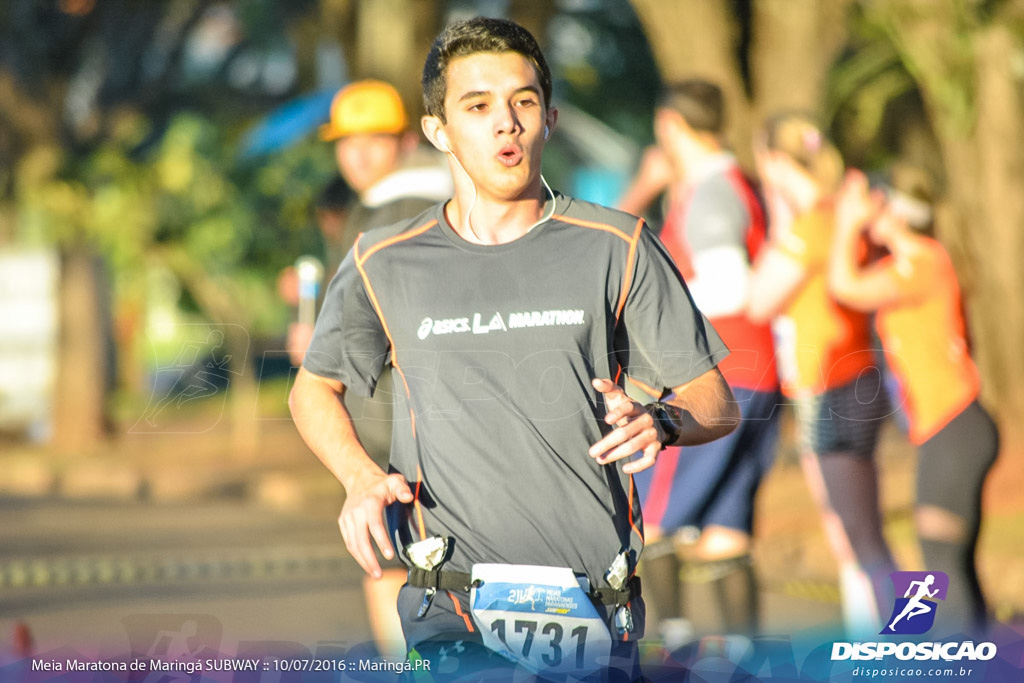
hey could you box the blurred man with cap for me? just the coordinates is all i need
[319,79,452,256]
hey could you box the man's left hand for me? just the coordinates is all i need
[588,377,664,474]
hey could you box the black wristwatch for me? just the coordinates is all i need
[644,402,685,448]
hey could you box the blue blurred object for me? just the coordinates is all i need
[572,165,629,207]
[239,88,339,158]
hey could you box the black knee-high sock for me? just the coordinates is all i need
[640,540,682,623]
[709,555,759,636]
[920,536,986,635]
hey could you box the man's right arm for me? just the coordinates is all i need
[288,366,413,578]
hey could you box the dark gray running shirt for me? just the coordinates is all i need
[303,192,729,589]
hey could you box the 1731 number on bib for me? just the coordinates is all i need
[488,617,592,669]
[470,564,612,675]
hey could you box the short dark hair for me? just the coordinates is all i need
[422,16,552,123]
[658,79,725,134]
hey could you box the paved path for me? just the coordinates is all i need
[0,495,841,666]
[0,496,374,661]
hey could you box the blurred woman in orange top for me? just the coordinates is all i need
[830,166,999,636]
[748,113,895,637]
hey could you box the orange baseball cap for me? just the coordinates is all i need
[319,80,408,141]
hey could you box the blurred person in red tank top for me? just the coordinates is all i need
[619,79,782,646]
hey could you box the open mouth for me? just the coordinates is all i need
[497,145,523,167]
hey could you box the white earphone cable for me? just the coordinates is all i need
[447,149,553,244]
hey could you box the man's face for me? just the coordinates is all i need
[440,51,553,202]
[334,133,403,194]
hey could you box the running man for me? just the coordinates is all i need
[289,16,739,680]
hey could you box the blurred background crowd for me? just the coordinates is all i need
[1,0,1022,662]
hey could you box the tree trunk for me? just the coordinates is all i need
[866,0,1024,450]
[320,0,357,84]
[351,0,441,119]
[508,1,558,51]
[631,0,853,169]
[161,247,260,459]
[223,324,260,461]
[749,0,853,123]
[52,251,111,452]
[938,28,1024,448]
[629,0,750,163]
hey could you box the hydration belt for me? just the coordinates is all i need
[407,566,641,607]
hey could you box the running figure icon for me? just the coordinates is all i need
[889,574,939,631]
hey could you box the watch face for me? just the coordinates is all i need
[650,402,682,446]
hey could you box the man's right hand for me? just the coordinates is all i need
[338,470,414,579]
[289,367,414,579]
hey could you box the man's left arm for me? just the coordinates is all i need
[589,367,739,474]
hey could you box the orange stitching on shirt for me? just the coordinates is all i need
[353,230,424,437]
[414,465,426,540]
[614,218,644,322]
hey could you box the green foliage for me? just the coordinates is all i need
[861,0,978,138]
[828,7,921,169]
[549,5,660,144]
[16,109,335,342]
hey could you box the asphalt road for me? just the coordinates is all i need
[0,496,374,663]
[0,494,843,677]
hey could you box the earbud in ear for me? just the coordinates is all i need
[437,132,452,153]
[544,125,550,140]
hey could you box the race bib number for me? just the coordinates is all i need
[470,564,612,675]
